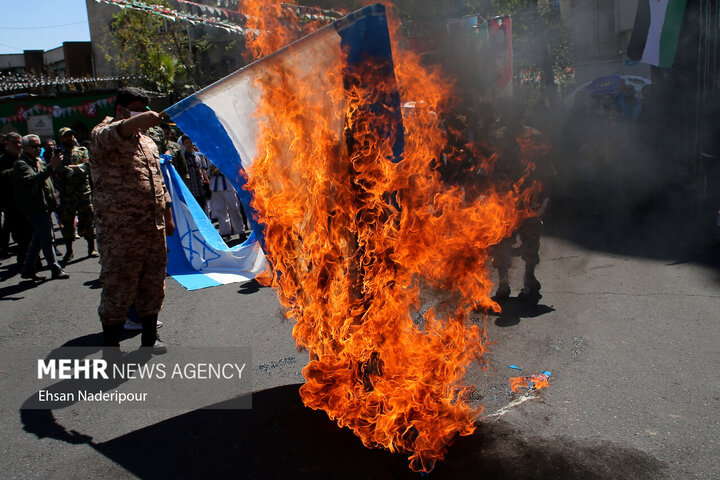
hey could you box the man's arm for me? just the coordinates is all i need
[13,158,54,186]
[91,113,163,155]
[118,111,162,138]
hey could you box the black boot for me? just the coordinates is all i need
[140,314,167,354]
[102,323,123,347]
[20,270,46,282]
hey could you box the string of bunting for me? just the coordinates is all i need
[178,0,343,23]
[0,74,138,94]
[177,0,244,23]
[0,96,117,125]
[91,0,250,34]
[279,3,345,22]
[91,0,344,35]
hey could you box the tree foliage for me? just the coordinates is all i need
[107,3,188,95]
[105,2,247,98]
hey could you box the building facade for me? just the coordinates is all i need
[0,42,93,77]
[560,0,651,85]
[85,0,247,91]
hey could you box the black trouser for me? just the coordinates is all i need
[194,195,208,213]
[0,206,9,253]
[22,213,61,274]
[2,207,33,261]
[238,196,249,230]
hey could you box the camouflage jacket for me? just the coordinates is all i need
[167,141,189,182]
[89,117,172,232]
[55,145,92,198]
[146,126,166,153]
[146,126,188,182]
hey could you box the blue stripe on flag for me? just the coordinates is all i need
[334,4,394,65]
[171,271,223,290]
[169,102,263,244]
[334,3,404,162]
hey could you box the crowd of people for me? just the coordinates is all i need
[0,82,612,352]
[0,100,250,278]
[0,87,251,353]
[6,79,658,355]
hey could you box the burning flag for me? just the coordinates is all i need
[509,371,552,393]
[167,2,536,472]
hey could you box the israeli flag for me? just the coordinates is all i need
[163,4,401,289]
[161,156,267,290]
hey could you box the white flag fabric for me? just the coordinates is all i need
[163,4,400,289]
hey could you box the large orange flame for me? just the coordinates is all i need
[241,1,538,472]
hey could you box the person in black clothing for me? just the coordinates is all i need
[0,132,34,264]
[13,134,69,282]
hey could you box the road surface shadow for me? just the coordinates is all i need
[0,261,20,282]
[0,280,36,300]
[237,279,265,295]
[90,384,664,480]
[489,297,555,327]
[546,199,720,279]
[20,338,151,444]
[82,278,102,289]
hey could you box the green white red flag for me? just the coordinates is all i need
[627,0,687,68]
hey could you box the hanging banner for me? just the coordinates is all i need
[627,0,688,68]
[0,94,115,137]
[489,15,513,97]
[26,115,54,138]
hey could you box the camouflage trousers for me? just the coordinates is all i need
[58,195,95,242]
[491,216,542,270]
[97,226,167,326]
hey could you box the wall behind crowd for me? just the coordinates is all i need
[0,92,116,141]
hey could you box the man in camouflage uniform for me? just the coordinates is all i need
[490,104,554,302]
[56,127,98,262]
[90,88,174,353]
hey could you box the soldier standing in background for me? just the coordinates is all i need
[490,103,554,301]
[147,123,189,183]
[56,127,98,262]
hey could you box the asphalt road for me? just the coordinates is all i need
[0,211,718,480]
